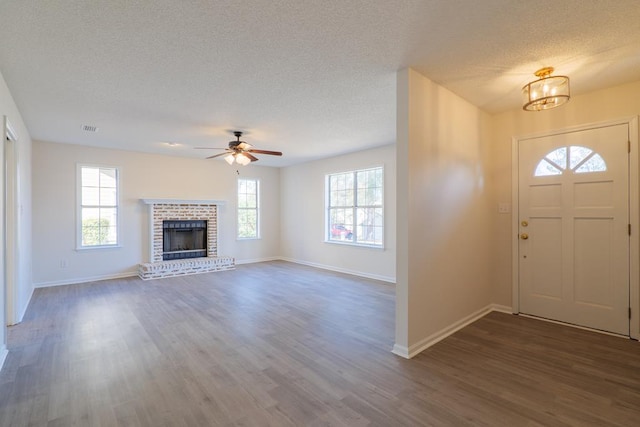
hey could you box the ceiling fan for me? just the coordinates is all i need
[196,131,282,165]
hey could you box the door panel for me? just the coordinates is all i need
[518,124,629,335]
[530,184,562,207]
[573,218,613,307]
[573,181,613,207]
[529,218,563,299]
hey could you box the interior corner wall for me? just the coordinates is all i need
[0,70,33,339]
[396,68,493,356]
[279,144,396,282]
[31,141,281,286]
[490,79,640,315]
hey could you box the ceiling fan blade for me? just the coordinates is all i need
[194,147,226,150]
[248,149,282,156]
[244,153,259,162]
[206,152,230,159]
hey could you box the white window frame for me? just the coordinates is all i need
[533,145,608,177]
[237,178,260,240]
[325,165,384,248]
[76,164,121,250]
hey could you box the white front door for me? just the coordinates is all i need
[518,124,630,335]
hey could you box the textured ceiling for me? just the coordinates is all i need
[1,1,640,166]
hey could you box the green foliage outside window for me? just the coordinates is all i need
[82,218,111,246]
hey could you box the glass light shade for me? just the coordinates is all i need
[224,154,235,165]
[522,72,570,111]
[236,153,251,166]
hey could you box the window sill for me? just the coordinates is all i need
[237,237,261,241]
[75,244,122,251]
[324,240,384,250]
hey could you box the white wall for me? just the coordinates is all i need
[280,144,396,282]
[32,141,280,286]
[0,70,33,361]
[490,79,640,334]
[395,68,494,357]
[7,123,33,325]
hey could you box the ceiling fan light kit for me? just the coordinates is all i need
[227,153,251,166]
[522,67,570,111]
[201,131,282,165]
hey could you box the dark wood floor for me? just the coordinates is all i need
[1,261,639,426]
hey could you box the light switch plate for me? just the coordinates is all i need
[498,203,511,214]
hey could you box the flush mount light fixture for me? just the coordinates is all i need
[522,67,570,111]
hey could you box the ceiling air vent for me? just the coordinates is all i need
[82,124,99,132]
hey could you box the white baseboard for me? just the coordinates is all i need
[235,257,281,265]
[34,271,138,288]
[392,304,513,359]
[490,304,513,314]
[279,257,396,283]
[0,345,8,372]
[33,258,396,287]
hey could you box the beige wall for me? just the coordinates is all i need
[490,80,640,310]
[32,141,280,286]
[396,68,494,355]
[0,70,33,345]
[280,144,396,282]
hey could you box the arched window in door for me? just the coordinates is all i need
[534,145,607,177]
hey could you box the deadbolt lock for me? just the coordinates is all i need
[521,220,528,227]
[520,233,529,240]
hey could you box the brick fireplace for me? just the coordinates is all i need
[138,199,235,280]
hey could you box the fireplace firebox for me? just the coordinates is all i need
[163,220,207,260]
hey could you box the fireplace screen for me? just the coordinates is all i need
[163,220,207,260]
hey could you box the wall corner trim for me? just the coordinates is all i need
[0,345,8,372]
[394,304,513,359]
[391,344,410,359]
[8,285,35,326]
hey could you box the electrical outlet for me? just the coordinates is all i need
[498,203,511,214]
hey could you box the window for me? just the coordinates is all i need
[78,165,119,248]
[326,166,383,247]
[534,145,607,177]
[238,178,260,239]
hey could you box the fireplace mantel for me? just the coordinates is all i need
[141,198,226,205]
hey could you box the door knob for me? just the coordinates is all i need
[520,233,529,240]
